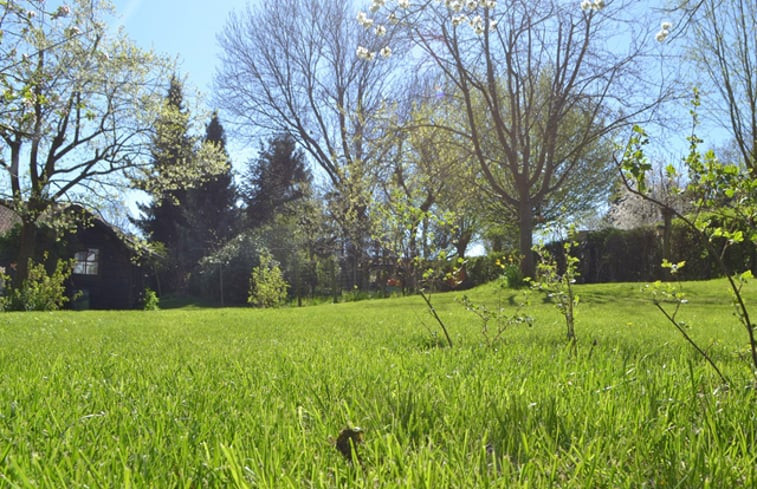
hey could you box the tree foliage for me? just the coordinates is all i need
[248,248,289,308]
[688,0,756,175]
[180,111,238,267]
[361,0,671,276]
[215,0,406,287]
[0,0,174,284]
[241,134,311,228]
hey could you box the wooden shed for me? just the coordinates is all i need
[0,203,147,310]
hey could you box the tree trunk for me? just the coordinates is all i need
[455,229,473,259]
[13,220,39,288]
[518,202,535,278]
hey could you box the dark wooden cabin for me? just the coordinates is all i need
[0,203,146,310]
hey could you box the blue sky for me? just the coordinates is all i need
[109,0,253,222]
[111,0,245,104]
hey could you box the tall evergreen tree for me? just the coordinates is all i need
[133,75,195,291]
[180,112,238,267]
[241,134,311,228]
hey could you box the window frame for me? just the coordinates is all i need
[73,248,100,276]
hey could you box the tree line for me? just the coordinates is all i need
[0,0,754,307]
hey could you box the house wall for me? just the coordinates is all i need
[67,224,142,310]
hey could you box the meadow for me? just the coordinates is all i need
[0,279,755,488]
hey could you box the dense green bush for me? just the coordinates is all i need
[546,222,756,283]
[248,249,289,308]
[0,255,75,311]
[141,288,160,311]
[461,253,506,288]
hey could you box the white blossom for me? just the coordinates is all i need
[580,0,591,11]
[469,14,484,34]
[375,24,387,36]
[655,29,669,42]
[489,19,498,30]
[593,0,605,10]
[388,12,399,24]
[357,11,374,28]
[398,0,410,8]
[356,46,375,60]
[451,14,466,26]
[53,5,70,18]
[466,0,478,9]
[370,0,385,13]
[447,0,463,12]
[483,0,496,8]
[379,46,392,58]
[661,21,673,31]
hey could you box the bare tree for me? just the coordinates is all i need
[366,0,673,276]
[688,0,756,175]
[215,0,405,288]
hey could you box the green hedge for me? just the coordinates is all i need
[545,222,756,283]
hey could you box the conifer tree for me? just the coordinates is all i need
[180,112,238,267]
[241,134,311,228]
[133,76,195,291]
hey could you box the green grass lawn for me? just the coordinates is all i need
[0,279,755,487]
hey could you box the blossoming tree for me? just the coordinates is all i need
[0,1,226,286]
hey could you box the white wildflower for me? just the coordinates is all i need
[379,46,392,58]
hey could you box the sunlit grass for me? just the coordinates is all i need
[0,278,755,487]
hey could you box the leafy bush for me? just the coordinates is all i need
[141,288,160,311]
[248,249,289,308]
[1,255,75,311]
[462,253,506,288]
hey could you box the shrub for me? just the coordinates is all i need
[1,255,75,311]
[141,288,160,311]
[248,249,289,308]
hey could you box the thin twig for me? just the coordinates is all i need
[419,289,453,348]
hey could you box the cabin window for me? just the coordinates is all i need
[74,248,99,275]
